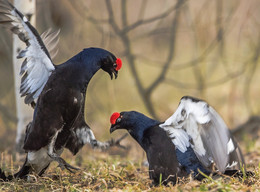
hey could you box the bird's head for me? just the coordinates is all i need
[97,48,122,79]
[110,111,159,142]
[82,48,122,79]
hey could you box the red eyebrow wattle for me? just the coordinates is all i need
[110,112,120,124]
[115,58,122,71]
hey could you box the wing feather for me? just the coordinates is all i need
[160,96,245,173]
[40,28,60,60]
[0,0,59,104]
[162,126,190,153]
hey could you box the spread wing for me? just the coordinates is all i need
[0,0,59,104]
[160,96,245,173]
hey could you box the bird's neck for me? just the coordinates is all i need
[62,51,102,93]
[129,118,160,145]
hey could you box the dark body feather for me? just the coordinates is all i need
[142,125,185,185]
[110,111,185,185]
[24,48,114,152]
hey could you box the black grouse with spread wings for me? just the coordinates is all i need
[0,0,123,180]
[110,96,247,185]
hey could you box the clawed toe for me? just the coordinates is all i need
[58,162,80,173]
[55,157,80,173]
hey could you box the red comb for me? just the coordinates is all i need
[115,58,122,71]
[110,112,120,124]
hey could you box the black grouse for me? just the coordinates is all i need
[0,0,123,180]
[110,96,247,185]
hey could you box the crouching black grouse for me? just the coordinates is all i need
[0,0,124,180]
[110,96,248,185]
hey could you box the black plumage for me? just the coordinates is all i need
[110,107,249,186]
[110,111,185,185]
[142,125,186,185]
[0,0,123,180]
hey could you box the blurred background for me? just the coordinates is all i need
[0,0,259,164]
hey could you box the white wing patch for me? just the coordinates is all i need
[0,1,58,104]
[160,97,210,156]
[160,96,244,173]
[185,115,206,156]
[161,126,190,153]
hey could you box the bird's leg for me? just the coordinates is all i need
[107,133,129,150]
[87,129,128,151]
[47,130,79,173]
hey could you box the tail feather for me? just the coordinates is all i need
[0,168,13,181]
[223,170,254,178]
[194,169,254,181]
[0,157,31,181]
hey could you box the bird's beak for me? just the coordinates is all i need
[110,124,121,133]
[109,69,118,80]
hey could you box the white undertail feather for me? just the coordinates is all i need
[226,161,238,169]
[27,147,63,174]
[227,138,235,155]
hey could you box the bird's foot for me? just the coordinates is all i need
[50,156,80,173]
[108,133,129,150]
[90,133,128,151]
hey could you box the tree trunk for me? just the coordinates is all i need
[13,0,35,152]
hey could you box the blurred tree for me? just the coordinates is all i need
[81,0,255,120]
[12,0,35,152]
[1,0,260,152]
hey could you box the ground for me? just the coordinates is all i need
[0,117,259,191]
[0,142,259,192]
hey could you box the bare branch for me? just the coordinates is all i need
[86,16,110,35]
[105,0,121,35]
[164,63,247,90]
[207,66,246,87]
[137,0,147,21]
[146,0,186,95]
[164,78,197,89]
[121,0,128,27]
[133,27,172,40]
[122,0,187,34]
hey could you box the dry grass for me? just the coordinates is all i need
[0,146,259,192]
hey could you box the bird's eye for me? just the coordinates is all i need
[113,63,117,68]
[178,120,184,124]
[181,109,186,116]
[116,117,121,123]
